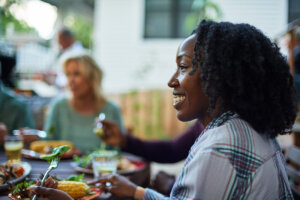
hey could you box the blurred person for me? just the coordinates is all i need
[54,28,87,89]
[43,53,125,153]
[57,28,86,60]
[32,20,296,199]
[0,80,35,136]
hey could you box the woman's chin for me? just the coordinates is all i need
[176,112,192,122]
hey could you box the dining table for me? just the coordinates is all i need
[0,151,151,200]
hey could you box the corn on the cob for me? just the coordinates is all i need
[30,141,73,154]
[57,181,90,199]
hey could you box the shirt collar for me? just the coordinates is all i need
[205,111,237,131]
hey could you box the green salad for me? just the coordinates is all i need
[73,149,119,168]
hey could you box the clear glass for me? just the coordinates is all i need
[4,135,24,163]
[92,151,118,179]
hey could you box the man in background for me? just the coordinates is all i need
[54,28,87,89]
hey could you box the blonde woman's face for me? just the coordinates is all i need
[65,60,92,98]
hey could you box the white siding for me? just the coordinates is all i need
[214,0,287,38]
[93,0,288,93]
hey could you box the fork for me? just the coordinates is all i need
[32,157,59,200]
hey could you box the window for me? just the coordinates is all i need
[144,0,195,38]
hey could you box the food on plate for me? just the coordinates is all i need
[30,140,73,154]
[0,163,25,186]
[40,145,71,163]
[57,180,90,199]
[9,180,35,200]
[73,149,137,172]
[37,145,71,193]
[9,175,100,200]
[118,157,136,171]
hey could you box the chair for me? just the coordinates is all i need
[285,145,300,199]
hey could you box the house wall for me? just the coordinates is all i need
[215,0,287,38]
[93,0,288,94]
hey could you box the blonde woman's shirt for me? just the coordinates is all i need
[44,96,125,153]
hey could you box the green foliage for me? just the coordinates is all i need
[64,14,93,49]
[183,0,222,36]
[0,1,37,35]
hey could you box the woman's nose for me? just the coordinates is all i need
[67,76,74,84]
[168,73,179,88]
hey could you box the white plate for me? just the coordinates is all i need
[0,162,32,192]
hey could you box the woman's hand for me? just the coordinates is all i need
[88,174,137,198]
[29,186,73,200]
[100,120,126,147]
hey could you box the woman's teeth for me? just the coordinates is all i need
[173,95,185,105]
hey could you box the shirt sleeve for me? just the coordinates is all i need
[143,188,168,200]
[14,102,35,130]
[123,121,204,163]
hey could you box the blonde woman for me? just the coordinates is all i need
[44,54,124,153]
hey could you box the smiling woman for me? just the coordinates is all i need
[32,20,296,200]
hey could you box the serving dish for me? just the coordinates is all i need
[0,162,31,192]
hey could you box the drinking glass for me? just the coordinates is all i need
[4,135,24,163]
[92,150,118,179]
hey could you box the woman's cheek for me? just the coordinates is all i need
[177,73,185,83]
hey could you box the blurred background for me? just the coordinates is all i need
[1,0,300,143]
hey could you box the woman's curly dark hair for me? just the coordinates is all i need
[192,20,296,138]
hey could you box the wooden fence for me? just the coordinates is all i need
[108,89,191,140]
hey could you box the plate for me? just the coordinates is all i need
[77,187,103,200]
[22,148,81,160]
[71,153,147,176]
[0,162,32,192]
[8,186,103,200]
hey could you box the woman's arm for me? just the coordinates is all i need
[124,121,203,163]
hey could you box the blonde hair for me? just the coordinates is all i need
[63,54,103,98]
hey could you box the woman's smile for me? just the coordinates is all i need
[173,95,186,106]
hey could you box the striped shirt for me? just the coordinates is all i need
[143,112,293,200]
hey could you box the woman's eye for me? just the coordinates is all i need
[179,65,188,71]
[74,72,81,76]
